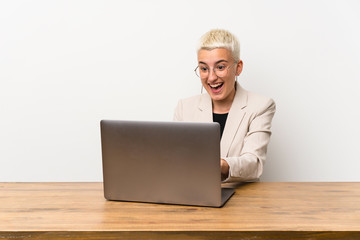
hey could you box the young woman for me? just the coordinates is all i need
[174,29,276,182]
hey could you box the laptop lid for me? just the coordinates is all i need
[100,120,234,207]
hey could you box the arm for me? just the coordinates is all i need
[224,99,276,182]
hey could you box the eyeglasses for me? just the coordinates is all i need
[194,62,237,79]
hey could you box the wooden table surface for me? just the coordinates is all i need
[1,182,360,239]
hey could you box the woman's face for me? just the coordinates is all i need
[197,48,243,103]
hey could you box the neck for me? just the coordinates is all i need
[212,88,236,114]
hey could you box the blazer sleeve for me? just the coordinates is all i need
[224,98,276,182]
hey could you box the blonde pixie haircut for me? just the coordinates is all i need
[197,29,240,62]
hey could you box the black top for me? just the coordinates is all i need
[213,113,228,139]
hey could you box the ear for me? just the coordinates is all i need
[236,60,243,76]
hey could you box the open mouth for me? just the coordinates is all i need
[209,82,224,90]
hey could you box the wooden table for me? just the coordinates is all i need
[0,182,359,239]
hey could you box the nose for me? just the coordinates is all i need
[207,68,218,82]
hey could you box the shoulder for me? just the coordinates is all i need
[177,94,202,107]
[175,94,206,115]
[174,94,206,121]
[237,85,276,115]
[248,91,275,108]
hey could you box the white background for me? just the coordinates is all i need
[1,0,359,181]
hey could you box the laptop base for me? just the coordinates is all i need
[220,188,235,207]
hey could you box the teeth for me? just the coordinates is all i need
[209,82,223,88]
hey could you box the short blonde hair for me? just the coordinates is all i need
[197,29,240,62]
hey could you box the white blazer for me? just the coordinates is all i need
[173,82,276,182]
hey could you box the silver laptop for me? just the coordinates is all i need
[100,120,235,207]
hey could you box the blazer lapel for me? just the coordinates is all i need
[196,93,213,122]
[220,83,248,157]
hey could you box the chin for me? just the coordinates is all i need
[209,94,225,102]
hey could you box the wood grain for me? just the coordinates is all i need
[1,182,360,239]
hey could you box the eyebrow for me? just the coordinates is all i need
[198,60,229,65]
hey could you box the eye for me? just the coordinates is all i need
[200,66,208,72]
[216,65,226,71]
